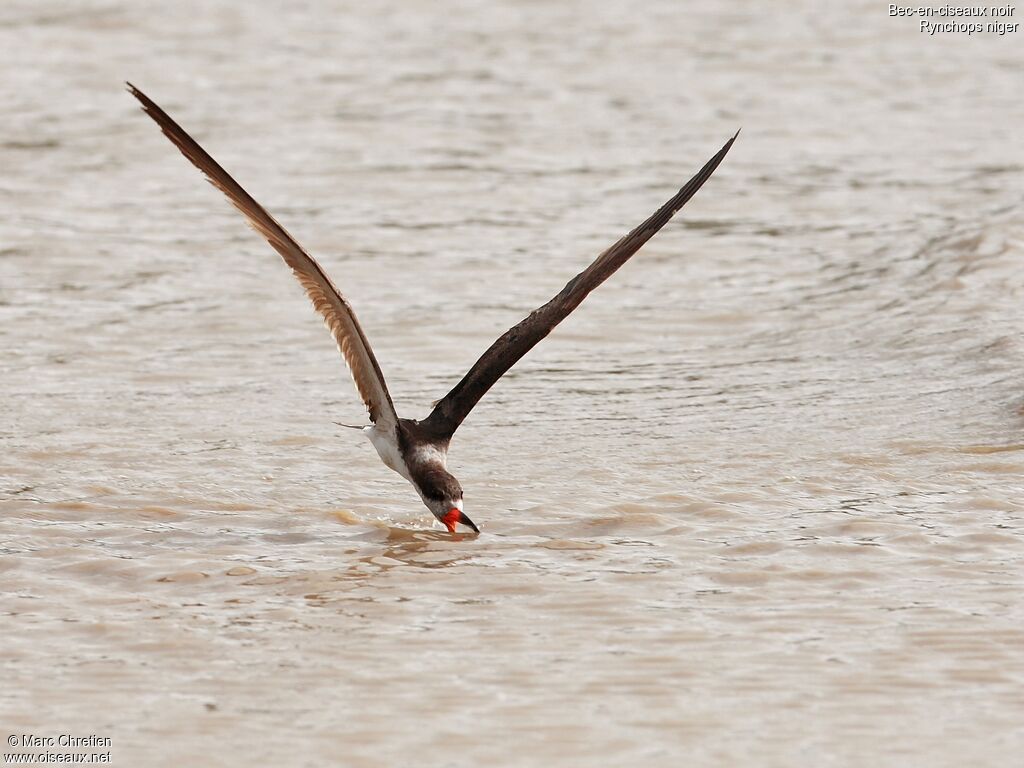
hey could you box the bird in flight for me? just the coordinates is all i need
[128,83,736,534]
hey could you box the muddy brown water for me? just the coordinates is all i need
[2,1,1023,765]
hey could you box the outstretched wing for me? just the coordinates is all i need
[128,83,398,430]
[422,132,738,440]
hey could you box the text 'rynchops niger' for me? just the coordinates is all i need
[128,83,737,534]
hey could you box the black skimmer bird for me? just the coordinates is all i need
[128,83,737,534]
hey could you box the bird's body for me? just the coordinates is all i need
[366,424,411,481]
[365,419,473,531]
[128,83,736,533]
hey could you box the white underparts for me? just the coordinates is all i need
[365,425,411,482]
[408,443,448,468]
[364,425,456,520]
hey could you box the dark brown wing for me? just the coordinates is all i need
[128,83,398,430]
[422,132,738,439]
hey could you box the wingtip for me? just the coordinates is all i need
[126,81,148,110]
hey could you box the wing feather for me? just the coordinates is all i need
[128,83,397,429]
[423,132,738,438]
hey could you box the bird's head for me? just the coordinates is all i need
[433,497,480,534]
[420,470,479,534]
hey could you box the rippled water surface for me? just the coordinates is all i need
[2,1,1023,765]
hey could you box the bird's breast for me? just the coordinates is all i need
[406,443,448,470]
